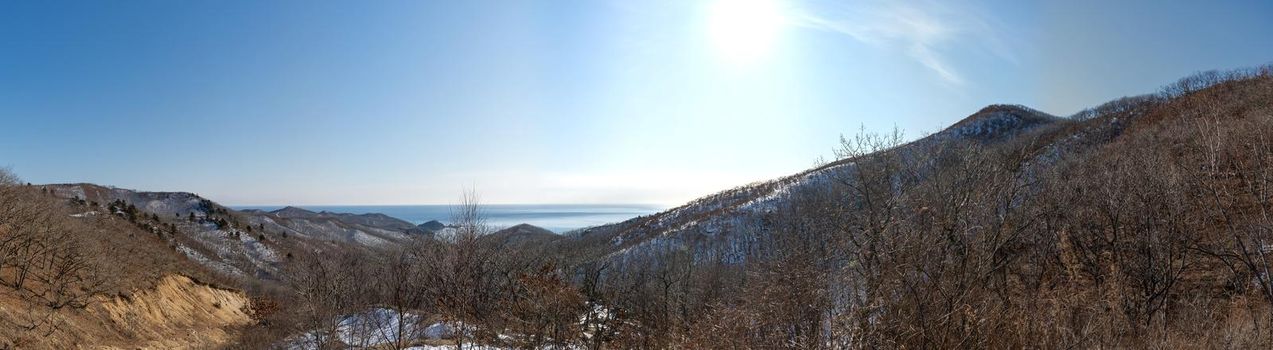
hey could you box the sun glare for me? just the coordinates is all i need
[707,0,787,66]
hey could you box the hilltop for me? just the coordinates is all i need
[40,184,442,281]
[559,101,1070,265]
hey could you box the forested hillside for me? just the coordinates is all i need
[553,64,1273,348]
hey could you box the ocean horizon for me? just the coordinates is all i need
[230,204,664,233]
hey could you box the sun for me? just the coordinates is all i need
[706,0,787,66]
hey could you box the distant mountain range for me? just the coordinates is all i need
[43,184,503,279]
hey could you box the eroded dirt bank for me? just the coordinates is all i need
[1,275,253,349]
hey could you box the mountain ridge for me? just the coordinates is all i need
[558,101,1073,265]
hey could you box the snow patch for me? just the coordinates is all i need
[175,244,244,276]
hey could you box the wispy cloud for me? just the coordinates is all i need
[789,0,1011,85]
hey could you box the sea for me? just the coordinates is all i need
[230,204,664,233]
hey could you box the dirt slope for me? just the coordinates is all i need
[1,275,253,349]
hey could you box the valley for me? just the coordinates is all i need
[4,65,1273,348]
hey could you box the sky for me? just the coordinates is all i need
[2,0,1272,206]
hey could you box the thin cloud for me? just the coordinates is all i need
[790,0,1011,85]
[909,44,961,83]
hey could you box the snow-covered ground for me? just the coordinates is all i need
[282,305,607,350]
[403,346,507,350]
[283,308,477,350]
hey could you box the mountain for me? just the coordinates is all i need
[552,70,1271,282]
[487,223,560,248]
[418,219,447,233]
[44,183,283,278]
[249,205,432,245]
[559,104,1069,265]
[48,183,213,217]
[269,206,316,218]
[41,184,433,280]
[268,206,424,233]
[936,104,1061,142]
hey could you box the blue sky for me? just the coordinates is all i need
[2,0,1271,205]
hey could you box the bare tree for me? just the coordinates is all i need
[0,167,19,186]
[503,263,586,349]
[284,248,370,348]
[446,187,489,244]
[372,240,432,349]
[0,169,107,338]
[433,188,496,349]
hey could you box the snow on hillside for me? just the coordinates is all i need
[41,184,426,280]
[176,245,246,277]
[244,211,414,247]
[932,105,1060,143]
[590,105,1066,266]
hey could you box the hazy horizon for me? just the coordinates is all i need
[231,203,665,232]
[228,202,667,208]
[4,0,1273,206]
